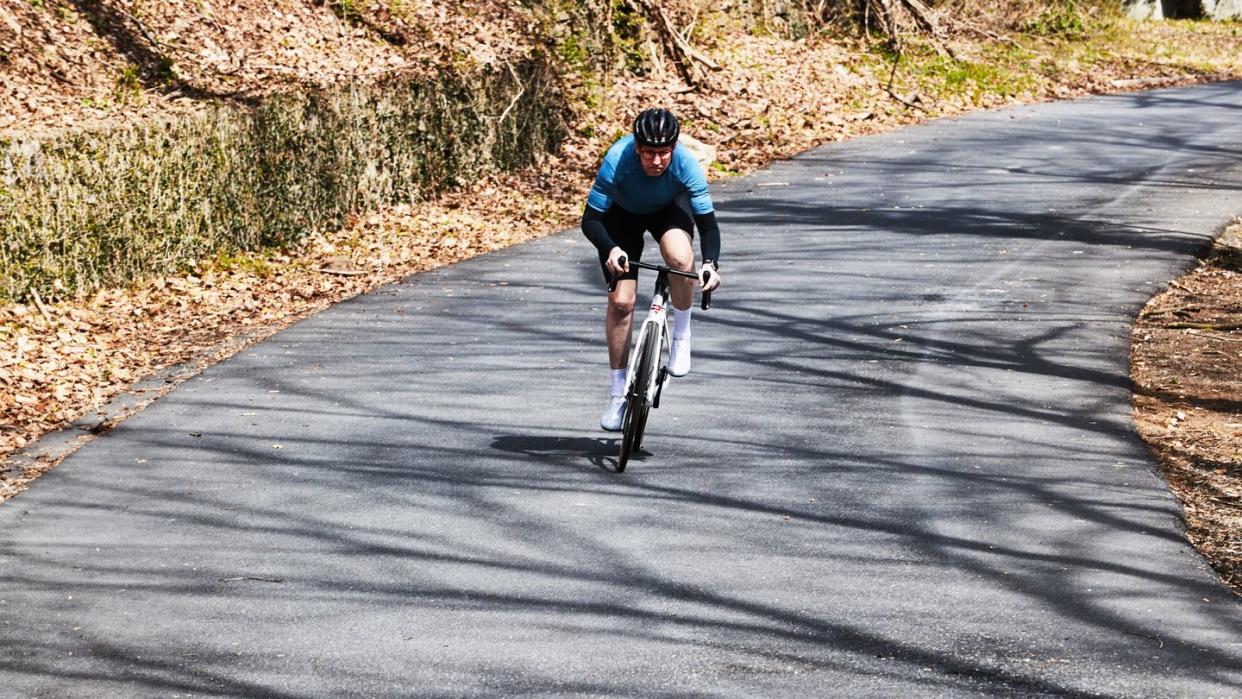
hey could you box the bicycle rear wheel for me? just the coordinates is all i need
[618,330,659,472]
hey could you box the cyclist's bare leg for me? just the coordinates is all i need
[659,228,697,376]
[606,279,637,369]
[659,228,695,311]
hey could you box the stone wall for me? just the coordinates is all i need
[1201,0,1242,19]
[1125,0,1242,19]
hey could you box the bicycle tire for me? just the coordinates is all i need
[618,329,658,471]
[617,375,642,472]
[630,335,660,454]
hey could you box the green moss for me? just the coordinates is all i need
[557,33,591,69]
[331,0,363,22]
[610,0,647,75]
[1022,1,1120,40]
[113,65,143,102]
[386,0,413,20]
[1024,4,1087,38]
[941,59,1032,98]
[210,250,274,278]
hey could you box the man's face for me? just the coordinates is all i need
[637,144,674,177]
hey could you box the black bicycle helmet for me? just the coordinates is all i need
[633,108,680,148]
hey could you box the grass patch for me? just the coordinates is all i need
[876,42,1039,105]
[209,250,275,278]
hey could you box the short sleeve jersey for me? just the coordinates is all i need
[586,135,714,216]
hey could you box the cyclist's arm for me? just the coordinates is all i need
[693,210,720,265]
[673,147,720,266]
[581,205,617,255]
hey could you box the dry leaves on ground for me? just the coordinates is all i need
[1132,222,1242,594]
[0,0,534,135]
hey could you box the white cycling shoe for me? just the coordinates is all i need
[668,333,691,377]
[600,394,626,431]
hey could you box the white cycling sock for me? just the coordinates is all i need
[672,304,693,339]
[610,368,627,396]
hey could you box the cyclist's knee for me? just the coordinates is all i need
[670,257,694,274]
[662,233,694,271]
[608,294,635,318]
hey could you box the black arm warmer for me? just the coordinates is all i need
[581,206,616,255]
[693,211,721,263]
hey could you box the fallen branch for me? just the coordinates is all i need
[632,0,718,87]
[496,60,526,126]
[886,46,902,93]
[879,35,927,112]
[884,87,927,111]
[866,0,902,51]
[897,0,941,39]
[658,5,718,70]
[1190,332,1242,344]
[1168,321,1242,331]
[1140,304,1201,318]
[29,288,54,324]
[901,0,957,58]
[957,18,1021,47]
[865,0,956,59]
[1120,630,1165,649]
[319,267,368,277]
[111,5,168,51]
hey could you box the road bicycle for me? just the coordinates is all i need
[611,257,712,472]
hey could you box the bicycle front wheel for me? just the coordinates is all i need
[618,330,659,472]
[632,330,660,451]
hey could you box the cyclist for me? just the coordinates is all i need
[581,107,723,431]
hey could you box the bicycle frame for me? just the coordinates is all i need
[616,259,706,406]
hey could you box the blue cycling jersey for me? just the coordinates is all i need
[586,135,714,216]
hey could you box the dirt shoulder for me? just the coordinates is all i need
[1132,221,1242,595]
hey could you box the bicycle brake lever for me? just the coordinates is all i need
[608,255,628,293]
[701,270,712,311]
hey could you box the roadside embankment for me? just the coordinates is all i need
[0,60,564,301]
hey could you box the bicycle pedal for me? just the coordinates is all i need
[653,367,668,409]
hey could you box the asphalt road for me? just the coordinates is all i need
[4,82,1242,697]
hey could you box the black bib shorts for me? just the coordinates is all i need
[598,194,696,284]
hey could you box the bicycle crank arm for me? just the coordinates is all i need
[653,366,668,409]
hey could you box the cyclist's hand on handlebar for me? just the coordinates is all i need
[698,265,721,292]
[605,247,629,276]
